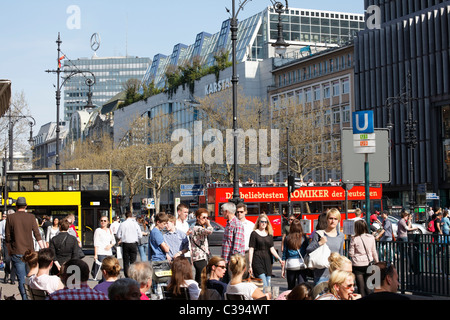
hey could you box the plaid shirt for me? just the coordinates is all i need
[221,216,245,262]
[47,283,109,300]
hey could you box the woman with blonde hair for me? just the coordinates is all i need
[306,208,345,285]
[93,256,121,295]
[199,256,227,299]
[311,252,352,299]
[248,214,282,289]
[225,254,269,300]
[316,270,358,300]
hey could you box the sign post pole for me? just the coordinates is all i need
[353,111,376,232]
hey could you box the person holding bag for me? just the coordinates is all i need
[281,219,309,289]
[306,208,345,285]
[190,208,214,283]
[348,219,378,297]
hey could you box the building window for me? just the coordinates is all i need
[332,82,340,96]
[342,78,350,94]
[323,85,330,99]
[333,107,340,124]
[314,87,321,101]
[342,105,350,123]
[324,109,331,125]
[305,88,312,103]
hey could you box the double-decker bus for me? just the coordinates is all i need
[205,183,383,237]
[2,169,125,247]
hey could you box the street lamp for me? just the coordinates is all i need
[385,72,418,214]
[45,33,96,169]
[5,107,36,171]
[271,1,290,57]
[228,0,289,205]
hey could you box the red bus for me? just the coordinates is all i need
[205,184,383,237]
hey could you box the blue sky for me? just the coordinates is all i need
[0,0,365,129]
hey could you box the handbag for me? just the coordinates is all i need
[361,237,374,266]
[286,249,306,270]
[305,230,331,270]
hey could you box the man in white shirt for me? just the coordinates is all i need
[117,211,142,277]
[176,204,192,261]
[236,203,254,279]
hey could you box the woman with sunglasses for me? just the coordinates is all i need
[93,216,116,281]
[190,208,214,283]
[316,270,359,300]
[199,256,228,299]
[248,214,283,290]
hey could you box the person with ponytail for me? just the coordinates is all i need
[199,256,228,299]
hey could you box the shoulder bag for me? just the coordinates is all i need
[305,230,331,270]
[361,236,374,266]
[286,249,306,270]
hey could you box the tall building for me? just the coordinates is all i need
[354,1,450,210]
[141,6,364,89]
[63,56,151,121]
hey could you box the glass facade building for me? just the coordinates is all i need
[141,6,364,89]
[63,56,151,121]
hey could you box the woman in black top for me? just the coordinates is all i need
[49,218,82,275]
[248,214,282,290]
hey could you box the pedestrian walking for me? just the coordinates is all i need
[306,208,345,285]
[176,204,192,262]
[49,218,83,275]
[45,217,60,247]
[190,208,213,283]
[4,197,45,300]
[116,211,142,278]
[220,202,245,284]
[248,213,282,290]
[0,210,16,285]
[281,218,309,290]
[93,215,116,281]
[137,216,150,262]
[348,219,378,297]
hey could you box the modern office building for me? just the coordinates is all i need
[63,56,151,121]
[354,1,450,210]
[141,6,364,89]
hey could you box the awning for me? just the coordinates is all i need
[0,80,11,117]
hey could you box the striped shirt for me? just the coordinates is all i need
[221,216,245,262]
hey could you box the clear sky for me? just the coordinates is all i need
[0,0,365,130]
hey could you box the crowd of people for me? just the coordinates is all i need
[0,196,414,301]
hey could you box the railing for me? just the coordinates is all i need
[345,234,450,297]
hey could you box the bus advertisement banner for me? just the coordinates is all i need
[209,185,382,203]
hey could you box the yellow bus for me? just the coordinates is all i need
[2,169,125,247]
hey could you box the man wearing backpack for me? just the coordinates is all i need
[427,214,437,233]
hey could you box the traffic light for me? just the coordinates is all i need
[288,175,302,194]
[145,166,152,180]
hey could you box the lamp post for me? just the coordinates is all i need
[45,33,96,169]
[5,107,36,170]
[228,0,289,205]
[385,72,418,213]
[271,1,290,56]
